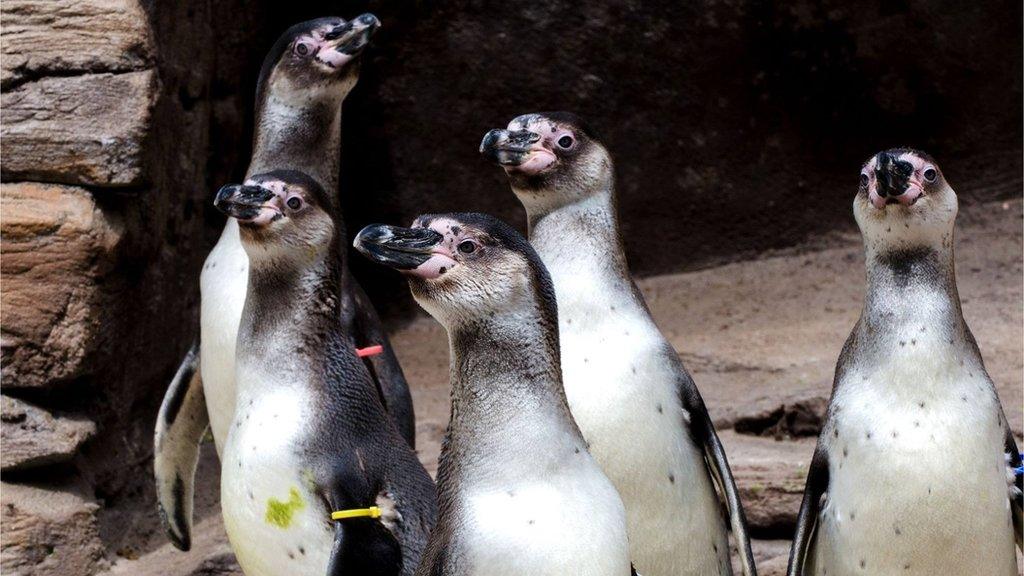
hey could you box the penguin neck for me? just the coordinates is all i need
[241,235,346,353]
[445,308,579,442]
[525,183,632,294]
[859,236,967,349]
[249,88,344,193]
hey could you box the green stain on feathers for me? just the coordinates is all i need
[265,487,305,528]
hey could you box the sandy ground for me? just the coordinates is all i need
[105,198,1023,576]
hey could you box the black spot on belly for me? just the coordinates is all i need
[900,341,906,347]
[866,431,872,440]
[528,519,535,525]
[668,473,675,484]
[574,447,580,454]
[894,524,901,535]
[892,430,898,438]
[656,403,663,414]
[903,564,910,570]
[860,559,866,569]
[918,401,925,408]
[288,551,295,560]
[833,428,839,438]
[299,546,305,555]
[842,447,848,457]
[850,510,855,521]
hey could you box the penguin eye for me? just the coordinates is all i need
[295,41,313,57]
[457,240,477,254]
[923,168,937,183]
[286,196,303,210]
[859,173,869,187]
[557,135,574,149]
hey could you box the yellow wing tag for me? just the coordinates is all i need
[330,506,382,521]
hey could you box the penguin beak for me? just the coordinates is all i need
[214,184,281,226]
[354,224,456,280]
[869,152,923,210]
[480,129,544,166]
[324,13,380,56]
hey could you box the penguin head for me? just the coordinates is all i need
[480,112,612,214]
[854,148,958,249]
[258,14,380,102]
[214,170,336,265]
[355,213,556,326]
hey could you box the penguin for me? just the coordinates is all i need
[480,113,756,576]
[786,149,1023,575]
[354,213,636,576]
[154,14,418,551]
[213,170,436,576]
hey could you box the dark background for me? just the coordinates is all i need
[207,0,1023,321]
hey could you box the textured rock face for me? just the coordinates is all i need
[0,0,153,88]
[0,183,123,388]
[0,396,97,471]
[0,481,108,576]
[1,71,157,186]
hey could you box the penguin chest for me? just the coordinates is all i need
[814,351,1018,575]
[200,222,248,451]
[220,388,333,576]
[558,310,730,575]
[460,459,631,575]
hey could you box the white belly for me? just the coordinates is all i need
[200,221,248,453]
[556,279,730,575]
[811,346,1018,575]
[221,384,333,576]
[461,450,632,575]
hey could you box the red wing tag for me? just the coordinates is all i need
[355,345,384,358]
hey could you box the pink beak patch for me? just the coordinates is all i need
[405,250,457,280]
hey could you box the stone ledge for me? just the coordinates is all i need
[1,395,97,471]
[0,70,157,187]
[0,0,153,89]
[0,480,108,576]
[0,182,124,388]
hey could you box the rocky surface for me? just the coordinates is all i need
[1,71,157,186]
[0,183,123,388]
[100,198,1023,575]
[0,0,153,89]
[0,480,108,576]
[0,396,96,471]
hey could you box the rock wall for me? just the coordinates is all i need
[0,1,1020,575]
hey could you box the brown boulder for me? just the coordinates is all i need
[0,0,153,89]
[0,395,96,471]
[0,182,124,388]
[0,70,157,187]
[0,481,108,576]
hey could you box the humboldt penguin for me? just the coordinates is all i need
[354,213,635,575]
[154,14,417,552]
[214,170,436,576]
[480,112,756,576]
[787,149,1022,575]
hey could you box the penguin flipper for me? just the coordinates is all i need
[675,369,757,576]
[153,342,208,551]
[350,280,417,448]
[787,444,829,576]
[1004,428,1023,548]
